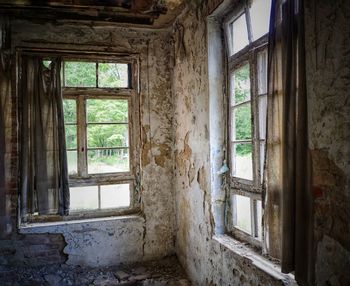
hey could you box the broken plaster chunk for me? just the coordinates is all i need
[114,270,130,280]
[134,273,151,281]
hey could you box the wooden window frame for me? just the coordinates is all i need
[223,1,269,248]
[18,49,141,222]
[64,56,140,215]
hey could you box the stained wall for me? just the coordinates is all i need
[0,19,175,267]
[305,1,350,285]
[173,0,350,285]
[173,1,294,285]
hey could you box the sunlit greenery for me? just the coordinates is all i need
[64,98,129,174]
[64,61,128,88]
[233,64,252,155]
[98,63,128,88]
[87,99,128,149]
[65,62,96,87]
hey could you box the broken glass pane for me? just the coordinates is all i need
[98,63,129,88]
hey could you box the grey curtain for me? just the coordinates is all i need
[20,56,69,221]
[265,0,314,285]
[0,16,12,236]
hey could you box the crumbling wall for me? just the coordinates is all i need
[0,19,175,267]
[174,0,350,285]
[305,1,350,285]
[172,2,293,285]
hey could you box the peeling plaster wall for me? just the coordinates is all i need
[305,1,350,285]
[174,1,350,285]
[173,3,293,285]
[20,216,145,267]
[0,19,175,267]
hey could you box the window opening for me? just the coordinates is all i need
[224,0,270,246]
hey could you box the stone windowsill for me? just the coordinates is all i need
[19,214,145,234]
[213,234,297,285]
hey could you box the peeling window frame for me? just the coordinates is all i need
[19,50,141,223]
[223,0,269,248]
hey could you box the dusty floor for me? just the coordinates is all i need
[0,256,191,286]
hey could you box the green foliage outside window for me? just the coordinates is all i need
[234,64,252,156]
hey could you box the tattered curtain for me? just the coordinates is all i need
[0,16,12,236]
[20,56,69,221]
[264,0,314,285]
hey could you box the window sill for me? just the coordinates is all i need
[19,214,145,234]
[213,234,296,285]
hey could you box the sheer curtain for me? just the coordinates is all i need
[20,56,69,221]
[265,0,314,285]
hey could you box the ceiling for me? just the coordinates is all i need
[0,0,186,27]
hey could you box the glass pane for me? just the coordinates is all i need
[233,104,252,140]
[250,0,272,40]
[88,149,129,174]
[70,186,98,211]
[43,60,51,69]
[231,13,249,54]
[64,61,96,87]
[63,100,76,123]
[259,95,267,140]
[257,200,262,240]
[67,150,77,175]
[260,142,265,183]
[233,195,252,234]
[87,124,128,148]
[232,64,250,105]
[65,125,77,149]
[98,63,129,88]
[100,184,130,209]
[257,50,268,95]
[87,99,128,123]
[232,143,253,180]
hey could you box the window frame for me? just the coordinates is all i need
[223,1,269,248]
[19,50,141,222]
[63,55,140,215]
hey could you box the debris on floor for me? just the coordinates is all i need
[0,256,191,286]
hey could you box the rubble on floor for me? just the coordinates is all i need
[0,256,191,286]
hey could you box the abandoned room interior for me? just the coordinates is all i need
[0,0,349,285]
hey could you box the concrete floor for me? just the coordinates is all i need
[0,256,190,286]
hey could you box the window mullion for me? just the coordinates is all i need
[98,185,101,210]
[251,52,260,188]
[251,199,258,237]
[77,96,87,177]
[245,1,254,44]
[96,62,99,88]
